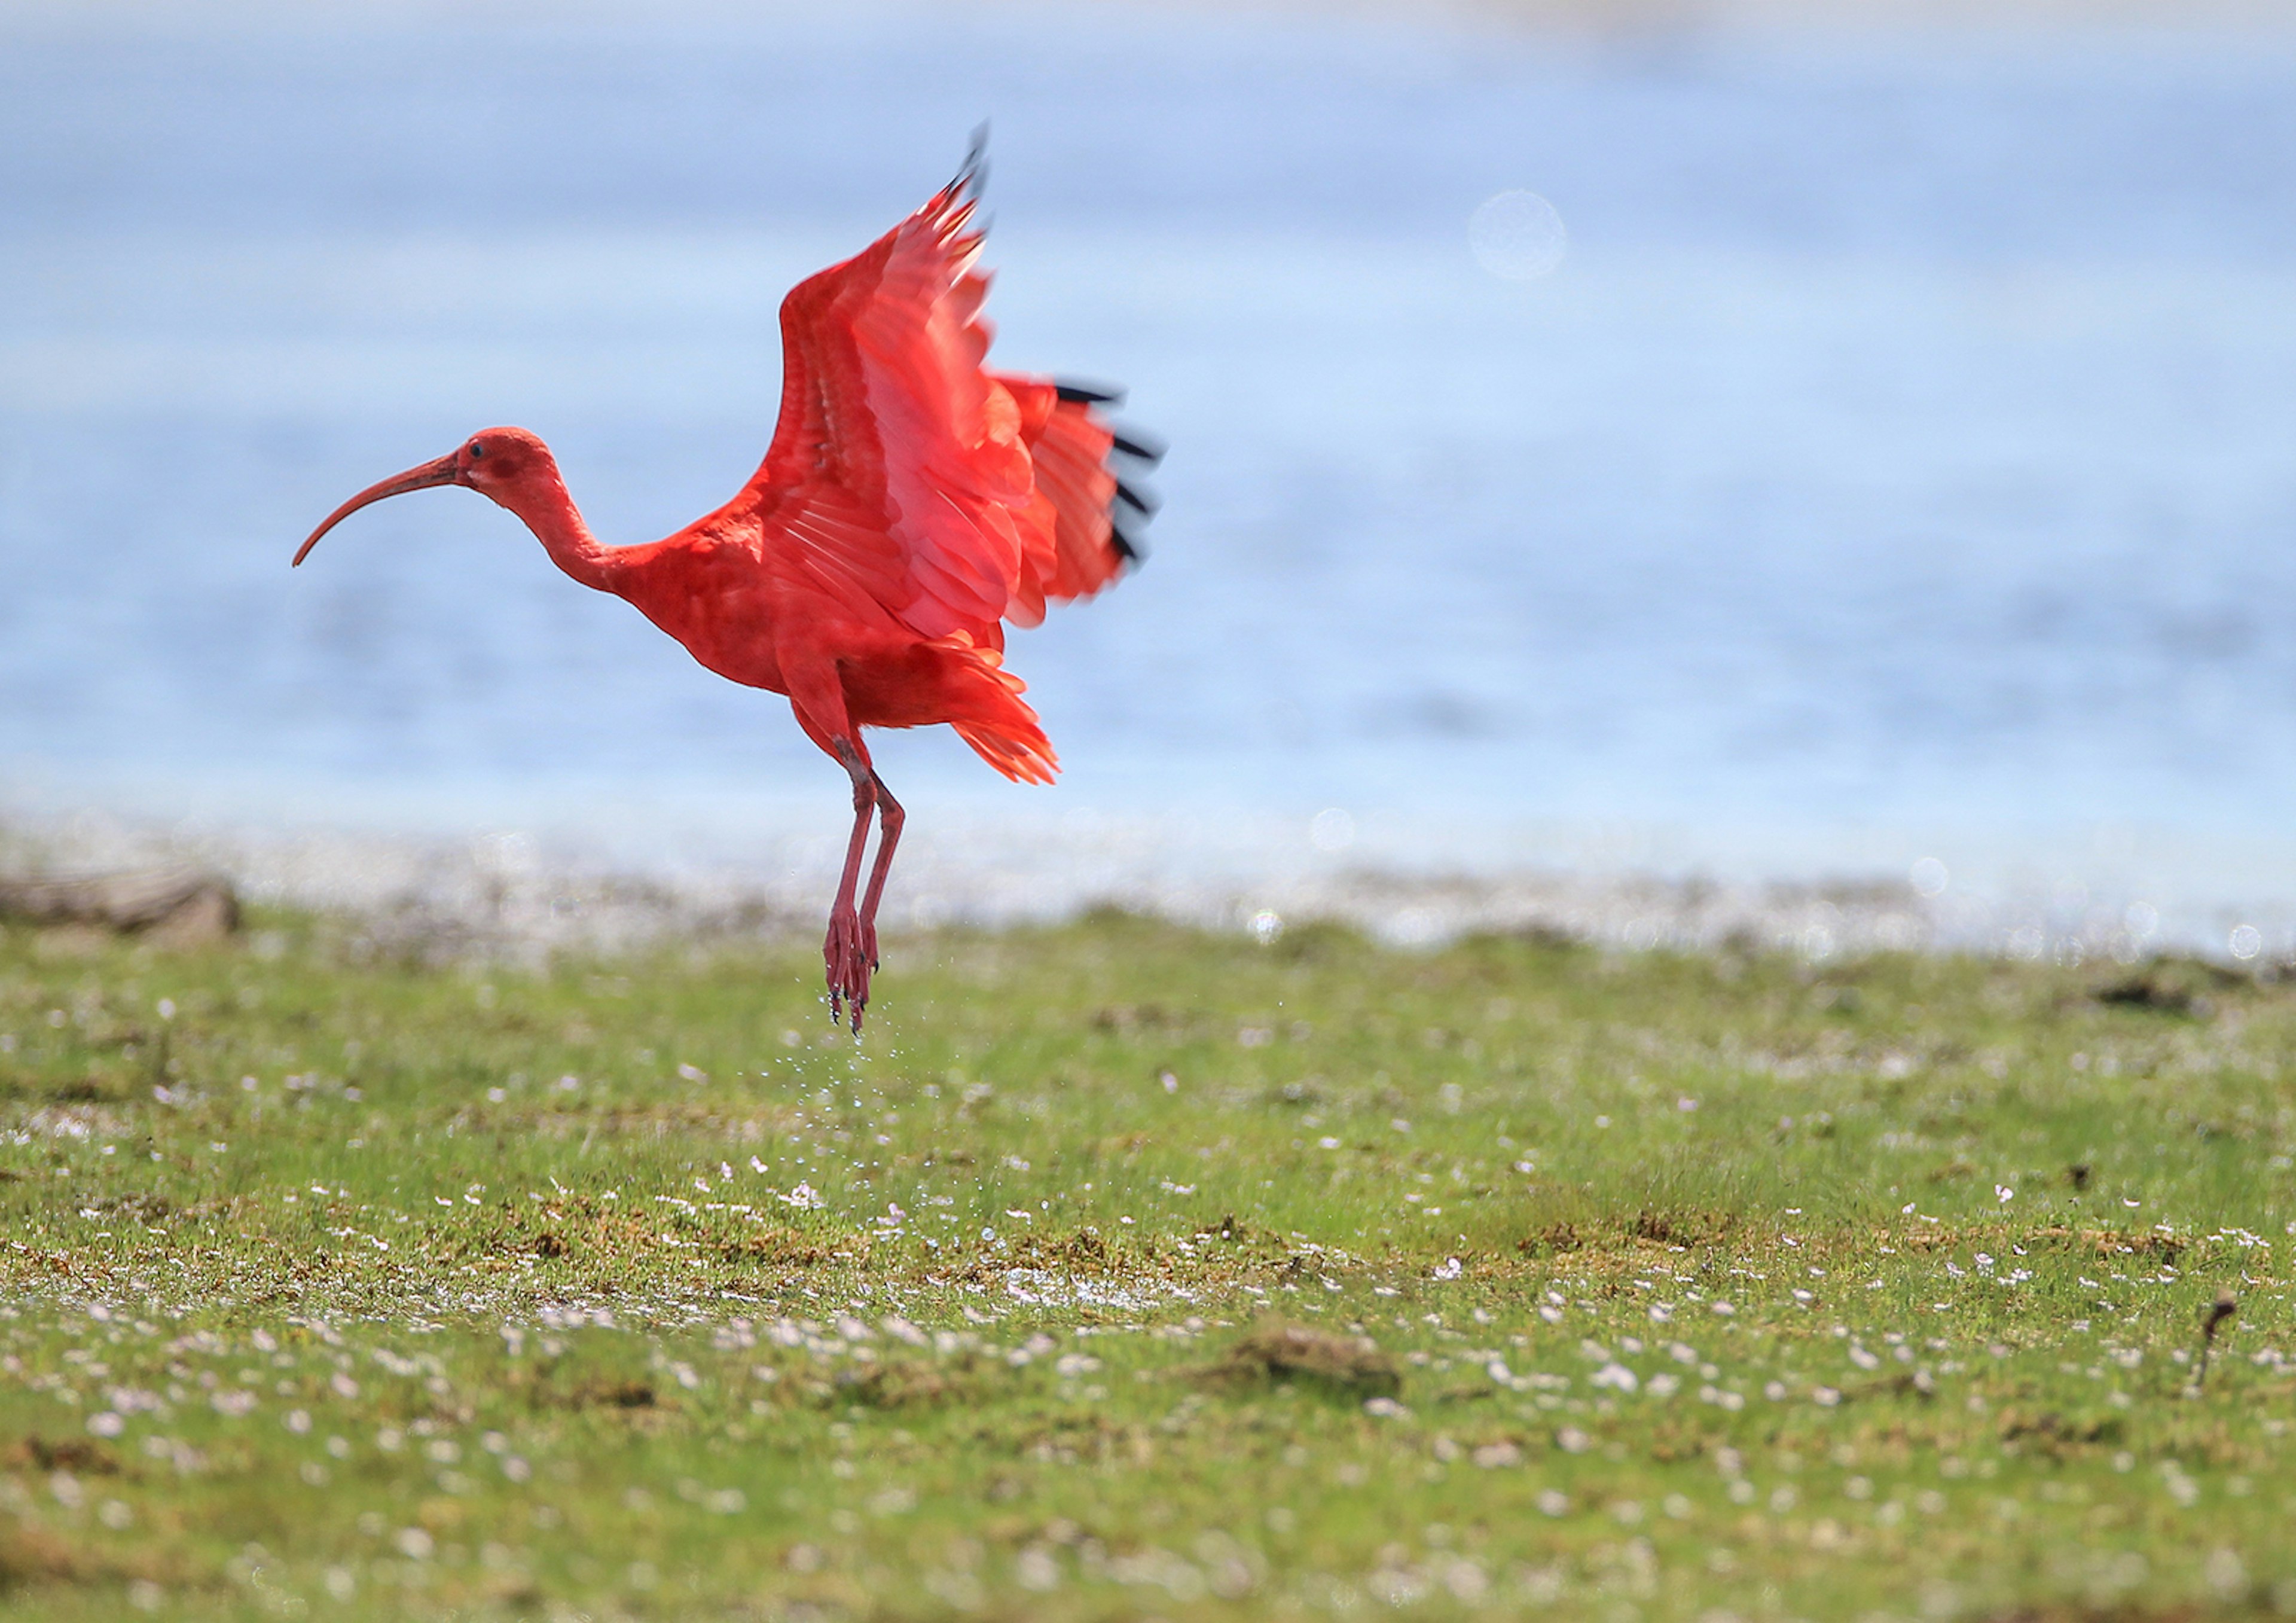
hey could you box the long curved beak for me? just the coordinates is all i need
[292,451,462,567]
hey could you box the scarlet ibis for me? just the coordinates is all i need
[294,139,1158,1030]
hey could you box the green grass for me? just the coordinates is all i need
[1,910,2292,1621]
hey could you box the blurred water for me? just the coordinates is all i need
[4,4,2296,940]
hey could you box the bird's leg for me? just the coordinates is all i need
[855,773,905,974]
[825,743,877,1031]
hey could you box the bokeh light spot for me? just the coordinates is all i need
[1469,191,1568,280]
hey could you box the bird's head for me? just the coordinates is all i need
[292,427,559,566]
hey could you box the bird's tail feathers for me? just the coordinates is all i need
[928,630,1059,785]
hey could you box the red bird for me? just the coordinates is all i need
[293,141,1158,1029]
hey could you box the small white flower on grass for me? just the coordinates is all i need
[394,1528,434,1560]
[87,1412,124,1438]
[1590,1363,1638,1393]
[285,1410,311,1434]
[1432,1257,1463,1282]
[1535,1489,1570,1516]
[1363,1396,1410,1419]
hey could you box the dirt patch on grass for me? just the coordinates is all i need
[5,1436,120,1474]
[1516,1208,1733,1257]
[1628,1208,1732,1248]
[938,1228,1135,1286]
[0,1521,96,1588]
[2028,1227,2188,1262]
[1998,1408,2123,1457]
[2091,958,2245,1017]
[1518,1222,1584,1256]
[1207,1322,1401,1398]
[573,1378,657,1410]
[726,1226,871,1270]
[514,1374,660,1415]
[811,1357,998,1411]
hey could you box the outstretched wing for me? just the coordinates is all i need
[746,140,1046,639]
[744,141,1150,640]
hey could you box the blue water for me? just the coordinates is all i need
[5,4,2296,915]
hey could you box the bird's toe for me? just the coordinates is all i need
[823,913,873,1030]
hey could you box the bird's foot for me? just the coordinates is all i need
[824,908,872,1033]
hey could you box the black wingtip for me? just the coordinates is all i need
[1110,429,1166,466]
[1050,374,1160,571]
[957,123,990,202]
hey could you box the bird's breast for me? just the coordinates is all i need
[617,565,791,696]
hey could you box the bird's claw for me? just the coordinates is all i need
[825,909,872,1033]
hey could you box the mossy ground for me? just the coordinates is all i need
[1,911,2292,1621]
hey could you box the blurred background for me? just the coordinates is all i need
[2,0,2294,955]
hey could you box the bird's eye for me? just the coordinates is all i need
[468,441,484,459]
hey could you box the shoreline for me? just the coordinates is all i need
[3,798,2281,968]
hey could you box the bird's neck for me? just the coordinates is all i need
[503,472,618,592]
